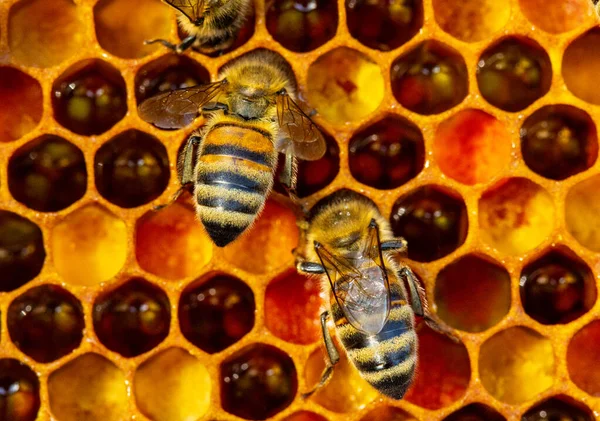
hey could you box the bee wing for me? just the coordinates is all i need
[138,81,225,129]
[162,0,203,22]
[276,93,327,161]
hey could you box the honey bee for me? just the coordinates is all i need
[295,189,457,399]
[138,49,326,247]
[592,0,600,17]
[145,0,252,54]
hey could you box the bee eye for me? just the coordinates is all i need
[194,17,205,26]
[277,89,287,95]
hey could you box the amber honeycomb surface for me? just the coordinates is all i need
[1,0,600,420]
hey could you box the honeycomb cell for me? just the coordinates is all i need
[435,254,511,332]
[0,67,43,143]
[48,353,128,421]
[432,0,509,42]
[391,41,468,115]
[95,130,170,208]
[565,175,600,252]
[522,397,594,421]
[52,204,127,286]
[0,359,40,421]
[346,0,422,51]
[135,203,213,280]
[443,403,505,421]
[265,271,321,344]
[359,406,416,421]
[306,47,385,125]
[8,135,87,212]
[266,0,338,52]
[283,411,328,421]
[52,59,127,136]
[93,278,170,358]
[433,109,512,185]
[349,116,424,190]
[479,178,555,255]
[479,327,554,404]
[563,29,600,105]
[477,37,552,112]
[0,211,45,292]
[519,0,591,34]
[134,348,211,421]
[567,320,600,396]
[94,0,172,59]
[221,344,297,420]
[390,186,468,262]
[179,275,255,354]
[8,0,84,67]
[7,285,84,363]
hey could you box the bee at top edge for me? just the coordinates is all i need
[137,48,326,247]
[294,189,458,400]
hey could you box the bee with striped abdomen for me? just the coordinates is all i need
[138,49,326,247]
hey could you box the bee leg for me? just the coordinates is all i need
[279,151,299,200]
[144,35,197,54]
[381,237,408,253]
[297,261,325,274]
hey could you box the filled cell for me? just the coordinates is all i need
[283,411,328,421]
[0,211,45,292]
[48,353,128,421]
[8,135,87,212]
[567,320,600,396]
[479,327,554,404]
[443,403,505,421]
[391,41,468,115]
[8,285,84,363]
[221,344,297,419]
[359,406,416,421]
[0,359,40,421]
[563,29,600,105]
[52,59,127,136]
[349,116,424,190]
[432,0,509,42]
[519,0,591,34]
[565,175,600,252]
[477,37,551,112]
[522,397,594,421]
[479,178,555,255]
[306,47,384,124]
[134,348,211,421]
[0,67,43,143]
[390,186,468,262]
[179,275,255,354]
[52,204,127,286]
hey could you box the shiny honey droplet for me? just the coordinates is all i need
[521,398,593,421]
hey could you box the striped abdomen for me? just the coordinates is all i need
[194,123,276,247]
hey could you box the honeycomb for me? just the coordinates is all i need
[1,0,600,420]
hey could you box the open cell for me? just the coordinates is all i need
[9,135,87,212]
[52,204,127,286]
[567,320,600,396]
[306,47,384,125]
[0,67,43,143]
[443,403,505,421]
[479,327,554,404]
[565,175,600,252]
[8,0,84,67]
[433,109,512,185]
[48,353,128,421]
[479,178,555,255]
[134,347,211,421]
[283,412,328,421]
[0,359,40,421]
[8,285,84,363]
[563,29,600,105]
[522,396,594,421]
[135,202,213,280]
[359,406,416,421]
[435,254,511,332]
[432,0,509,42]
[519,0,591,34]
[391,41,468,115]
[294,131,340,197]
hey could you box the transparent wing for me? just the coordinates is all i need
[163,0,203,22]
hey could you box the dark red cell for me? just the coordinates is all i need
[443,403,505,421]
[0,359,40,421]
[522,397,593,421]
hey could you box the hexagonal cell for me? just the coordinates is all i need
[0,359,40,421]
[52,59,127,136]
[8,285,84,363]
[443,403,505,421]
[52,204,127,286]
[567,320,600,396]
[563,29,600,105]
[8,0,84,67]
[519,0,591,34]
[433,109,512,185]
[479,327,554,404]
[565,174,600,252]
[179,275,255,354]
[306,47,384,125]
[265,271,321,345]
[359,406,416,421]
[8,135,87,212]
[391,40,468,116]
[0,67,43,143]
[479,178,555,255]
[134,347,211,421]
[266,0,337,52]
[0,211,45,292]
[346,0,422,51]
[477,37,552,112]
[221,343,297,419]
[135,202,213,280]
[48,353,128,421]
[93,278,170,358]
[390,186,468,262]
[283,412,329,421]
[95,130,170,208]
[522,396,594,421]
[94,0,172,59]
[435,254,511,332]
[349,116,424,190]
[432,0,509,42]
